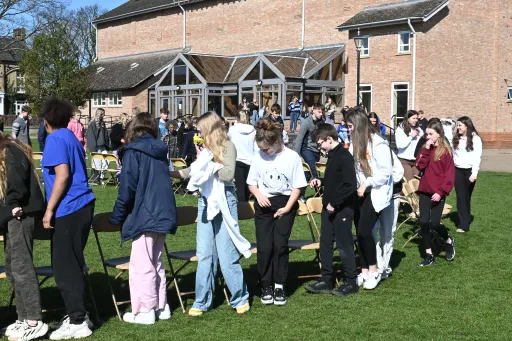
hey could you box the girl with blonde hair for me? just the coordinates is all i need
[171,111,250,316]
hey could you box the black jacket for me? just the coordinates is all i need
[181,129,197,160]
[110,123,126,151]
[0,145,45,227]
[321,144,357,209]
[86,120,110,152]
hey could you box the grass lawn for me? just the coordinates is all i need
[1,142,512,340]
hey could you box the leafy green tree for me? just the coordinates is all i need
[20,24,89,115]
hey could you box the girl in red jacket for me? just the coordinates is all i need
[415,118,456,267]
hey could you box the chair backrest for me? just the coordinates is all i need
[302,162,312,175]
[171,158,187,169]
[92,212,121,233]
[238,201,255,221]
[408,178,420,193]
[104,153,118,164]
[315,162,326,175]
[32,152,43,161]
[296,200,309,216]
[306,197,323,214]
[176,206,198,226]
[91,153,105,161]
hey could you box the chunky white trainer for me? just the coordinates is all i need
[122,310,156,325]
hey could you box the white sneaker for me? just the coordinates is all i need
[363,271,381,290]
[123,310,155,325]
[50,320,92,340]
[357,273,368,287]
[5,320,25,338]
[51,315,94,331]
[156,305,171,320]
[19,321,49,341]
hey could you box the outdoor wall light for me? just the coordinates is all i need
[256,80,263,87]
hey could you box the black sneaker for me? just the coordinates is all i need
[304,280,333,294]
[273,288,287,306]
[332,282,358,297]
[261,286,274,305]
[445,235,455,261]
[419,254,436,267]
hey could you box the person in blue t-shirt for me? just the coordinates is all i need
[158,107,169,139]
[40,98,96,340]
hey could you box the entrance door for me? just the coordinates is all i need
[174,96,185,118]
[189,96,201,117]
[392,83,409,126]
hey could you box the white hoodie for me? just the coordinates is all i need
[228,123,258,165]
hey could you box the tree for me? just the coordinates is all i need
[20,24,89,114]
[70,5,107,67]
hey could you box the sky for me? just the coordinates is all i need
[69,0,127,11]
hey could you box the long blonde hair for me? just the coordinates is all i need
[118,113,130,128]
[196,112,228,164]
[0,134,37,201]
[427,119,453,162]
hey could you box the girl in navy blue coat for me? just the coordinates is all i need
[111,112,178,325]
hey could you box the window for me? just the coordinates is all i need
[108,91,123,107]
[398,32,411,54]
[392,83,409,125]
[508,87,512,102]
[92,93,106,107]
[360,36,370,57]
[359,84,372,112]
[16,71,25,93]
[15,101,28,116]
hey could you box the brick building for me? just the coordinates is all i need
[89,0,512,146]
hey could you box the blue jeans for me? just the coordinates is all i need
[301,149,320,181]
[251,110,259,126]
[193,186,249,310]
[290,111,299,131]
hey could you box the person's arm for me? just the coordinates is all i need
[110,150,140,226]
[5,147,30,210]
[217,142,236,182]
[329,151,357,207]
[42,164,70,229]
[415,145,432,171]
[86,123,97,152]
[247,157,271,207]
[471,136,483,179]
[181,132,192,159]
[364,142,393,189]
[294,119,309,154]
[395,127,412,149]
[275,155,307,217]
[380,123,387,136]
[11,120,20,138]
[437,153,455,197]
[38,123,46,146]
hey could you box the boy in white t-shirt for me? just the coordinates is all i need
[247,118,307,307]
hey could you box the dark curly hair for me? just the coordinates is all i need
[42,98,74,129]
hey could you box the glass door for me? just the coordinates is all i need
[392,83,409,126]
[189,95,201,117]
[174,96,185,118]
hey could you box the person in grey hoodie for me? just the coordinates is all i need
[12,106,31,146]
[294,103,324,183]
[86,108,110,183]
[228,110,257,202]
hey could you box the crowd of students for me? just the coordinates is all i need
[1,97,483,339]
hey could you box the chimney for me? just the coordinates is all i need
[13,28,26,41]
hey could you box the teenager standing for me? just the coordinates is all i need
[86,108,110,184]
[247,118,307,306]
[415,119,456,266]
[288,96,302,133]
[111,112,177,324]
[303,124,359,296]
[396,110,424,181]
[452,116,482,233]
[67,110,86,151]
[346,108,393,290]
[41,99,96,340]
[12,106,32,146]
[0,135,48,341]
[157,108,169,139]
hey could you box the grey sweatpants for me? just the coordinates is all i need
[4,216,42,321]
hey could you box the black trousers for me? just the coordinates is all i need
[255,195,298,288]
[320,206,357,285]
[418,192,449,251]
[4,216,42,321]
[234,161,251,202]
[354,192,379,269]
[455,167,476,231]
[52,201,94,324]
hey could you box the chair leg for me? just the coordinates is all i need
[102,268,122,320]
[402,232,419,250]
[164,252,186,313]
[84,272,100,325]
[396,216,412,231]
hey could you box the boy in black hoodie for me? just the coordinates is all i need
[304,123,359,296]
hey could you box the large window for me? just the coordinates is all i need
[360,36,370,57]
[359,84,372,112]
[93,92,122,107]
[392,83,409,125]
[398,32,411,54]
[93,93,106,107]
[108,91,123,107]
[16,71,25,93]
[310,55,344,81]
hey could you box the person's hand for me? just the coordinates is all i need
[310,178,321,189]
[431,193,441,202]
[274,206,290,218]
[195,144,204,156]
[425,138,434,149]
[357,184,367,197]
[43,210,54,229]
[121,138,125,144]
[410,129,419,138]
[326,203,335,214]
[469,175,477,183]
[12,207,23,220]
[256,193,271,208]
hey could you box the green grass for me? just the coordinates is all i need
[1,143,512,340]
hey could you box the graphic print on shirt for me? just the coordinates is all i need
[262,168,290,194]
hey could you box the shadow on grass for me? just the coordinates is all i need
[446,211,474,230]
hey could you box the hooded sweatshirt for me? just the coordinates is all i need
[111,134,178,242]
[228,123,257,165]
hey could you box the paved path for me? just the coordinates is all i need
[481,149,512,173]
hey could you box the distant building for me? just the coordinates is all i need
[0,28,27,116]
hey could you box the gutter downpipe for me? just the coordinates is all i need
[91,21,98,62]
[178,3,186,49]
[408,18,417,110]
[301,0,305,50]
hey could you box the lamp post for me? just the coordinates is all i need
[354,33,364,107]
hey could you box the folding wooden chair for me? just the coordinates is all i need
[102,153,120,188]
[315,162,326,177]
[90,152,107,184]
[32,152,43,179]
[92,212,130,320]
[0,266,5,279]
[171,158,188,194]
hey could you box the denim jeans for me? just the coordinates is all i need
[193,186,249,310]
[290,112,299,131]
[373,195,400,274]
[251,110,259,126]
[300,149,320,181]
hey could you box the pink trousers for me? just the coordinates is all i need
[129,232,167,314]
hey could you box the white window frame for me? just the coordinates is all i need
[15,71,25,93]
[508,87,512,102]
[92,92,106,107]
[360,36,370,57]
[390,82,410,127]
[108,91,123,107]
[398,31,411,54]
[15,101,28,116]
[358,84,372,112]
